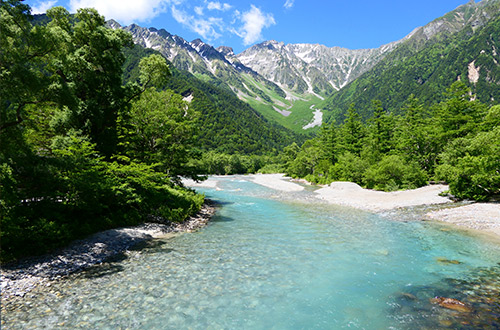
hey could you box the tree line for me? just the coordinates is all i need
[283,81,499,201]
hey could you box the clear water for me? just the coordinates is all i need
[3,176,500,329]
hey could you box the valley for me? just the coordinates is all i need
[2,1,500,329]
[110,20,400,132]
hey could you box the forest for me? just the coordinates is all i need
[0,2,204,261]
[282,85,500,202]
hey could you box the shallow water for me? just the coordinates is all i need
[3,176,500,329]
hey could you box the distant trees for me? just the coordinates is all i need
[283,83,499,201]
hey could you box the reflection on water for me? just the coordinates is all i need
[2,176,500,329]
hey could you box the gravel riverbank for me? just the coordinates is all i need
[426,203,500,240]
[0,201,217,301]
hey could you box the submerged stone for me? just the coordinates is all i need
[400,292,418,301]
[436,257,462,265]
[430,297,473,313]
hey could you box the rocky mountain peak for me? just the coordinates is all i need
[217,46,234,57]
[190,39,226,61]
[106,19,121,30]
[256,40,284,51]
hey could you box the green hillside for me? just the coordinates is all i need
[123,45,306,155]
[323,5,500,122]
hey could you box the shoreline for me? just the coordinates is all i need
[425,203,500,242]
[248,174,500,242]
[315,181,451,212]
[249,173,305,192]
[0,201,217,302]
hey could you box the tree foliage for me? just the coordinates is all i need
[284,89,499,198]
[0,2,203,262]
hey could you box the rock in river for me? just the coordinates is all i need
[430,296,473,313]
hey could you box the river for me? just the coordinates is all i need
[2,176,500,329]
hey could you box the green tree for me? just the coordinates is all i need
[434,81,486,143]
[339,104,365,155]
[318,120,337,164]
[329,152,369,185]
[286,139,323,178]
[435,126,500,201]
[366,100,395,157]
[45,7,134,156]
[0,0,55,132]
[126,88,200,181]
[395,95,439,172]
[482,104,500,131]
[364,155,427,191]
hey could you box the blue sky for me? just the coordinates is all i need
[28,0,472,54]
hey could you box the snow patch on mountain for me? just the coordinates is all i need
[303,105,323,130]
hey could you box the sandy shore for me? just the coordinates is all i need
[315,181,450,212]
[183,177,219,189]
[426,203,500,239]
[0,202,217,301]
[249,174,305,192]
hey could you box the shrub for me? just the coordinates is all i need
[435,127,500,201]
[364,155,427,191]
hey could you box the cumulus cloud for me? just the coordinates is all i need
[171,6,222,41]
[206,1,232,11]
[69,0,173,24]
[234,5,275,46]
[31,0,58,14]
[284,0,295,9]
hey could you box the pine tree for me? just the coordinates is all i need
[340,104,365,155]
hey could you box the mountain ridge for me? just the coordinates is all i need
[109,19,404,131]
[322,0,500,121]
[110,0,500,130]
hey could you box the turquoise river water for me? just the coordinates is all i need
[3,176,500,329]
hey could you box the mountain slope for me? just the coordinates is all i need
[111,21,314,131]
[122,45,304,154]
[322,0,500,121]
[236,40,401,96]
[110,21,404,132]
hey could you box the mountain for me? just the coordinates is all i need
[110,20,315,131]
[322,0,500,121]
[113,0,500,131]
[121,45,304,155]
[110,21,285,100]
[235,40,401,96]
[109,21,403,132]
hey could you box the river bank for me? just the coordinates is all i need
[0,201,217,301]
[426,203,500,241]
[248,174,500,242]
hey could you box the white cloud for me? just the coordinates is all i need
[171,6,222,41]
[194,6,204,16]
[235,5,275,46]
[69,0,173,24]
[284,0,295,9]
[31,0,58,14]
[206,1,232,11]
